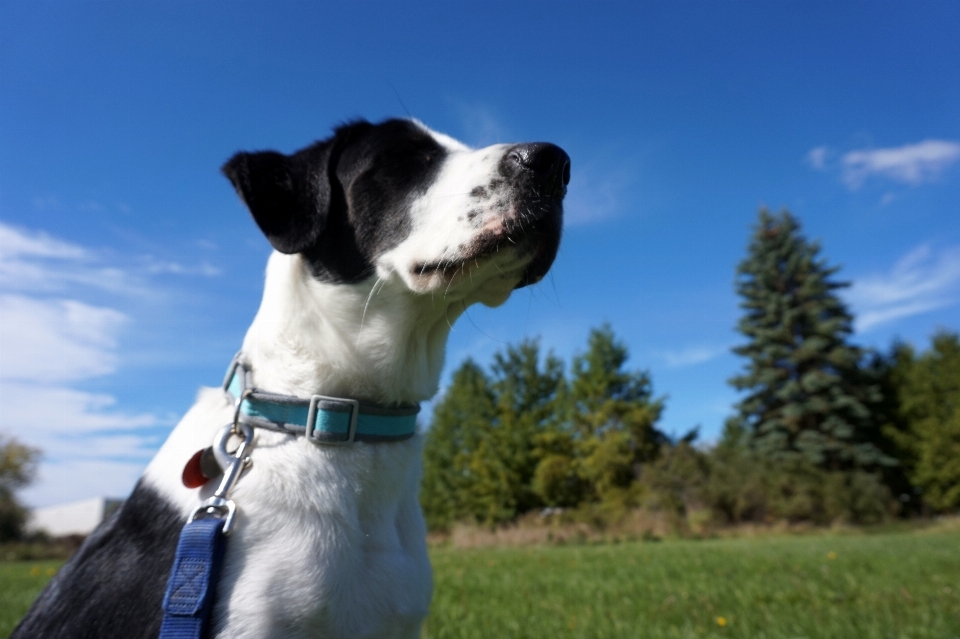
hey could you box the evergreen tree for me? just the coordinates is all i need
[421,341,565,528]
[488,340,566,516]
[885,331,960,511]
[568,325,666,501]
[420,360,497,530]
[729,209,890,469]
[422,327,667,528]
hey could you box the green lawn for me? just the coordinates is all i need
[0,561,60,638]
[425,531,960,639]
[2,531,958,638]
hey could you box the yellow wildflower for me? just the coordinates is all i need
[827,551,837,560]
[716,616,728,627]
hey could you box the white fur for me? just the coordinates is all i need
[142,127,533,638]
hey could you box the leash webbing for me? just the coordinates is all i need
[158,518,228,639]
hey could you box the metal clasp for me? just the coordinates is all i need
[188,420,254,535]
[305,395,360,445]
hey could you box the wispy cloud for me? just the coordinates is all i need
[806,146,830,170]
[141,256,221,277]
[808,139,960,191]
[452,102,509,148]
[847,244,960,332]
[0,223,220,295]
[0,295,127,383]
[659,344,729,369]
[563,163,634,227]
[20,460,150,510]
[0,223,141,295]
[842,140,960,188]
[0,221,186,506]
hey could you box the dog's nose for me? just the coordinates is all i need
[507,143,571,188]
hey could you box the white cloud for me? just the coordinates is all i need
[842,139,960,189]
[20,460,148,507]
[0,221,168,507]
[142,258,221,277]
[660,345,729,369]
[0,223,221,296]
[0,222,140,295]
[848,244,960,332]
[563,164,633,226]
[0,382,157,436]
[807,146,830,170]
[0,223,87,260]
[452,102,508,148]
[0,295,127,383]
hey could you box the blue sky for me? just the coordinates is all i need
[2,1,958,507]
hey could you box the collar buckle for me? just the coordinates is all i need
[305,395,360,445]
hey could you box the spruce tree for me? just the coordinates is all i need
[887,331,960,511]
[568,325,666,498]
[421,341,565,528]
[420,360,497,530]
[729,209,889,469]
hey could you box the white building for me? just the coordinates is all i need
[28,497,123,537]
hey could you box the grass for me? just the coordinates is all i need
[424,529,960,639]
[0,561,60,638]
[1,530,958,638]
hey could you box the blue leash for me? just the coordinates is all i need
[159,518,228,639]
[159,417,255,639]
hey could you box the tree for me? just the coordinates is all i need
[421,327,667,529]
[729,209,890,469]
[0,436,40,542]
[420,360,497,530]
[565,325,666,503]
[884,331,960,511]
[421,340,565,528]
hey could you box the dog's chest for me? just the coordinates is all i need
[205,434,432,639]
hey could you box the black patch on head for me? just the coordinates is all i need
[11,481,184,639]
[469,186,488,199]
[223,119,447,284]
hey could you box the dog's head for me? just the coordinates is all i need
[222,119,568,307]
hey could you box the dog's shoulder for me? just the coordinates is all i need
[11,481,183,639]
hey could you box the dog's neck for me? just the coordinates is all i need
[241,252,464,405]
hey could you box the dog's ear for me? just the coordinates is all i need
[221,143,333,254]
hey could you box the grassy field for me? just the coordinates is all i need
[0,561,60,638]
[2,530,958,638]
[424,530,960,639]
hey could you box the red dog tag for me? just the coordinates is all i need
[182,449,208,488]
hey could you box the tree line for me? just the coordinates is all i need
[421,209,960,531]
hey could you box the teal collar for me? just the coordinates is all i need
[223,356,419,445]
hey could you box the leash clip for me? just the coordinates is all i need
[189,419,254,535]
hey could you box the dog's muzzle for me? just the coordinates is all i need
[501,143,569,288]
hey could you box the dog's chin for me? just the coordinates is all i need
[399,247,531,304]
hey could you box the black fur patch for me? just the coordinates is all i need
[224,119,447,284]
[11,481,184,639]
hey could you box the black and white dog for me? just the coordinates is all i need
[13,119,568,639]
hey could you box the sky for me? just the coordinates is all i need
[1,1,958,507]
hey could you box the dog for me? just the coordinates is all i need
[13,118,568,639]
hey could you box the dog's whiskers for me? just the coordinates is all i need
[357,276,384,347]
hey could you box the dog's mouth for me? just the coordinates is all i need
[411,204,562,288]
